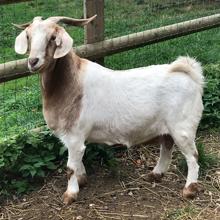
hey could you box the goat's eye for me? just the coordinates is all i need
[51,35,56,41]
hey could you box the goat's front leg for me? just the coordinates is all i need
[63,139,87,205]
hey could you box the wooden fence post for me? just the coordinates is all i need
[84,0,104,65]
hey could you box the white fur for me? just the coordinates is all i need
[153,143,174,174]
[67,174,79,195]
[74,60,203,147]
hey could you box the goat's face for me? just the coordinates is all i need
[14,15,97,72]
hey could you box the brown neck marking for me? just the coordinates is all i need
[41,51,86,132]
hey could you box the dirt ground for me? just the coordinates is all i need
[0,134,219,220]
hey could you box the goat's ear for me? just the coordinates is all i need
[54,28,73,59]
[15,30,28,54]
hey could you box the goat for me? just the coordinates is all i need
[14,16,204,205]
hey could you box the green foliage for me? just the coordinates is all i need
[164,206,196,220]
[178,142,219,175]
[200,64,220,130]
[0,128,119,198]
[84,144,119,173]
[0,75,44,140]
[0,129,66,197]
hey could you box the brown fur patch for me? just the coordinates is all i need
[77,174,88,187]
[67,167,74,180]
[169,63,191,75]
[194,152,199,161]
[159,134,174,150]
[141,134,174,149]
[143,136,160,145]
[182,182,199,199]
[147,171,164,183]
[41,51,86,132]
[63,191,78,205]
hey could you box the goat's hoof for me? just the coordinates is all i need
[147,171,164,183]
[63,191,78,205]
[182,182,199,199]
[77,174,88,188]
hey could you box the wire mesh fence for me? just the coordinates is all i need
[0,0,219,141]
[0,0,85,140]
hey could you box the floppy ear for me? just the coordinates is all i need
[15,30,28,54]
[54,28,73,59]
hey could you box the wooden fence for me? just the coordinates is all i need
[0,0,31,5]
[0,0,220,83]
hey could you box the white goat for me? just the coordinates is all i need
[14,16,204,205]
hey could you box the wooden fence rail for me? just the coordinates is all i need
[0,13,219,83]
[0,0,31,5]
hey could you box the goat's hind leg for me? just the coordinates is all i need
[148,135,174,182]
[62,137,87,205]
[171,130,200,199]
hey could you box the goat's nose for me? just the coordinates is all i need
[29,58,39,67]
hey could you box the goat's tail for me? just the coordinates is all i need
[169,56,204,92]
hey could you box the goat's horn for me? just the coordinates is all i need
[12,22,31,29]
[12,17,43,29]
[47,14,97,27]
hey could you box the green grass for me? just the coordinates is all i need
[104,0,220,38]
[0,75,43,139]
[0,0,220,141]
[163,205,198,220]
[0,0,84,63]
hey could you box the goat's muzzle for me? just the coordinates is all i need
[28,57,42,72]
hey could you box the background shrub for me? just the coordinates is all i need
[200,64,220,130]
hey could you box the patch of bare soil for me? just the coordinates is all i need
[1,134,219,220]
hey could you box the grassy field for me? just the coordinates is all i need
[0,0,220,140]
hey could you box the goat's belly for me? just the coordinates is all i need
[87,124,166,147]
